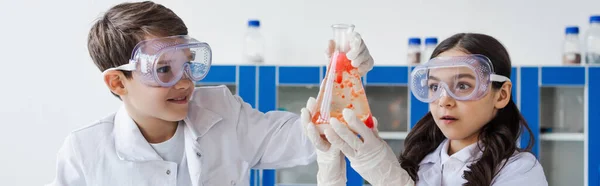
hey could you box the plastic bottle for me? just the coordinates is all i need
[584,15,600,64]
[563,26,581,65]
[422,37,438,64]
[407,37,422,65]
[243,19,265,64]
[311,24,374,133]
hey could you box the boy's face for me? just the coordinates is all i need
[105,35,196,122]
[123,71,194,122]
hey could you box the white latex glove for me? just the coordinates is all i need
[327,32,374,77]
[324,108,415,186]
[301,97,346,186]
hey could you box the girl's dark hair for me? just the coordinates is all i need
[399,33,535,185]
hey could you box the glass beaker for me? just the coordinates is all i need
[311,24,374,133]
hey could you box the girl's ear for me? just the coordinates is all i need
[494,82,512,109]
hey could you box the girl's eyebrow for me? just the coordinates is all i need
[428,73,476,81]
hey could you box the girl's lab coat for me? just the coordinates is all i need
[47,85,316,186]
[416,139,548,186]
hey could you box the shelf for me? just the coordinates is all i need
[378,132,408,140]
[540,133,584,142]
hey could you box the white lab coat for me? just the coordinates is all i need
[46,85,316,186]
[416,139,548,186]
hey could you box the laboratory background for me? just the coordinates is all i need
[1,0,600,185]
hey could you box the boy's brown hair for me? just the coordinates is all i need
[88,1,188,77]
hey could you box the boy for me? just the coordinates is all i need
[47,1,374,186]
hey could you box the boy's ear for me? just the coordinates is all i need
[103,70,128,96]
[494,81,512,109]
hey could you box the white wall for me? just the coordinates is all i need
[0,0,598,185]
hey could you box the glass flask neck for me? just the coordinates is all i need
[332,24,355,53]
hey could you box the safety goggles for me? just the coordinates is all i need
[103,35,212,87]
[410,54,510,103]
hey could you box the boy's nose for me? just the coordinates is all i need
[173,76,193,89]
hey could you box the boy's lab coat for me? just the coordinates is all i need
[47,85,315,186]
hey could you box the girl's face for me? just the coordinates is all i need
[428,49,512,142]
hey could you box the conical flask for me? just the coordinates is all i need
[312,24,374,133]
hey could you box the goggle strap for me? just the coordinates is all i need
[100,63,137,76]
[490,74,511,82]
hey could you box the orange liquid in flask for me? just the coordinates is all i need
[312,50,374,132]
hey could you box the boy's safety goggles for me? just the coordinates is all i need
[410,54,510,103]
[103,35,212,87]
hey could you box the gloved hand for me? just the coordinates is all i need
[327,32,374,77]
[301,97,346,186]
[324,108,415,186]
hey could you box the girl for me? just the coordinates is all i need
[301,33,548,185]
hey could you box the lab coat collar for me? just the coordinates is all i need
[440,139,451,165]
[419,139,453,186]
[113,102,223,162]
[418,139,484,185]
[420,139,483,166]
[419,139,445,166]
[114,105,163,162]
[445,140,482,163]
[182,101,223,186]
[183,99,223,140]
[419,141,443,186]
